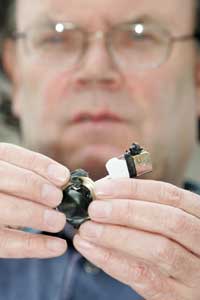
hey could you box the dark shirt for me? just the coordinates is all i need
[0,180,199,300]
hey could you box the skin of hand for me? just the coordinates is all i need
[0,143,69,258]
[73,178,200,300]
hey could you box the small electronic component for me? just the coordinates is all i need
[58,143,152,228]
[106,143,152,179]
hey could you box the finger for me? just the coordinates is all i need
[95,178,200,219]
[74,235,191,300]
[0,143,70,187]
[0,228,67,258]
[0,160,63,207]
[79,221,200,287]
[89,199,200,256]
[0,193,66,233]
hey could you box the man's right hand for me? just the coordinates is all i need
[0,143,69,259]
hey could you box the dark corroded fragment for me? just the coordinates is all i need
[58,169,94,228]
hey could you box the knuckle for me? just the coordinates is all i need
[161,183,182,207]
[117,227,131,247]
[148,277,167,300]
[155,239,176,265]
[101,249,114,266]
[21,205,42,228]
[129,261,171,300]
[168,185,183,207]
[168,210,190,235]
[128,261,150,283]
[146,283,172,300]
[22,171,41,192]
[169,251,189,280]
[124,200,135,226]
[24,234,35,252]
[23,234,40,254]
[24,234,49,258]
[154,240,198,286]
[27,152,42,170]
[2,199,21,224]
[130,179,140,198]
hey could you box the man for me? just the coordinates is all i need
[0,0,200,299]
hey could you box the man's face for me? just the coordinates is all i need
[6,0,200,182]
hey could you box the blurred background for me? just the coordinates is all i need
[0,1,199,182]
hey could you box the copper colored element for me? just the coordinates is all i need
[124,144,153,177]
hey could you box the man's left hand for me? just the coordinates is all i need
[73,178,200,300]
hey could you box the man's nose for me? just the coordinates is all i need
[71,37,123,91]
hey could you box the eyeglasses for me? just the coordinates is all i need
[12,21,199,72]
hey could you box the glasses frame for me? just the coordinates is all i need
[11,21,200,71]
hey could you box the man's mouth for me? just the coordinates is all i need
[70,111,125,124]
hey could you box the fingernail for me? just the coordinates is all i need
[44,209,65,229]
[74,235,94,251]
[94,179,113,197]
[47,164,70,184]
[42,184,63,205]
[89,201,112,219]
[46,238,67,252]
[80,222,103,239]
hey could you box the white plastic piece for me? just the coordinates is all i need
[106,157,129,179]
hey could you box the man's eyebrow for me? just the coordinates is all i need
[23,13,167,31]
[22,15,58,30]
[121,14,165,27]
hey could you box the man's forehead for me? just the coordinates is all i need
[17,0,195,31]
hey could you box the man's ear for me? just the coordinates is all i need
[2,39,21,117]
